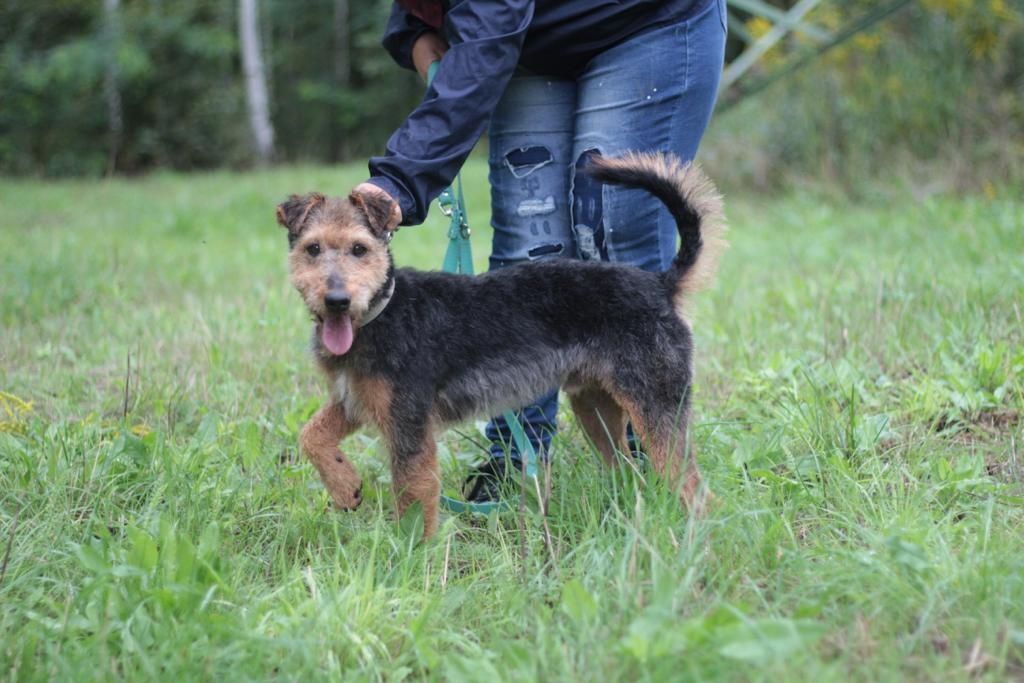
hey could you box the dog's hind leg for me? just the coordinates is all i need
[643,414,704,514]
[300,402,363,510]
[568,385,629,466]
[620,394,706,515]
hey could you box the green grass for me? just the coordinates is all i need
[1,160,1023,681]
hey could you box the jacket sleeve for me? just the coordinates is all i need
[381,4,434,72]
[368,0,534,226]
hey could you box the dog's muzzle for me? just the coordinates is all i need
[324,289,351,313]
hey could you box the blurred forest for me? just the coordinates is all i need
[1,0,1021,187]
[1,0,420,176]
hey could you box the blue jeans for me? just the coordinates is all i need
[484,0,727,461]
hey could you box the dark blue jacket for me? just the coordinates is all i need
[368,0,707,225]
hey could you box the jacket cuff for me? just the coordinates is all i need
[364,176,417,226]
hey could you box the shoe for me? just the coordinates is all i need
[462,457,520,503]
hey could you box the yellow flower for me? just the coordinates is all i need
[970,29,999,60]
[853,33,882,54]
[884,75,903,95]
[989,0,1010,20]
[131,422,152,437]
[0,392,33,433]
[922,0,970,18]
[746,16,773,39]
[815,5,842,31]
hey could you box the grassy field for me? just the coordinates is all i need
[1,161,1022,681]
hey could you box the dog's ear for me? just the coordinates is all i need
[348,184,401,239]
[276,193,325,244]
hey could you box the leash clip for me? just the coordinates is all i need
[437,188,456,217]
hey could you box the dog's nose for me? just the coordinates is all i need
[324,290,351,312]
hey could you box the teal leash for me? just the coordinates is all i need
[428,63,538,515]
[436,175,472,274]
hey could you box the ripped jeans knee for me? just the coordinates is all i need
[489,144,573,268]
[504,146,554,179]
[570,148,607,261]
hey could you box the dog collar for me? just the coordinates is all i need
[360,277,395,327]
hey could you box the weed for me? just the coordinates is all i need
[1,163,1022,680]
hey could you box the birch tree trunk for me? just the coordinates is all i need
[103,0,123,175]
[334,0,351,89]
[238,0,275,163]
[331,0,351,160]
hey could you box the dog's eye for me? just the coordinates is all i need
[351,243,368,258]
[305,242,321,257]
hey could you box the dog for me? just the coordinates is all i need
[276,152,725,538]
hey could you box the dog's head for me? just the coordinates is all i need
[276,187,399,356]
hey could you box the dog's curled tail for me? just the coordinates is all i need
[587,152,726,316]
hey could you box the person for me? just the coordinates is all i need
[352,0,727,502]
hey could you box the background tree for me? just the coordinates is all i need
[102,0,123,174]
[333,0,352,159]
[239,0,275,163]
[0,0,1019,186]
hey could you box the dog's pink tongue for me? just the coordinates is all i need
[322,315,354,356]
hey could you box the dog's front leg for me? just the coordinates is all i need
[299,402,363,510]
[389,432,441,539]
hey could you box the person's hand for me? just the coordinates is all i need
[411,32,449,81]
[352,182,402,230]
